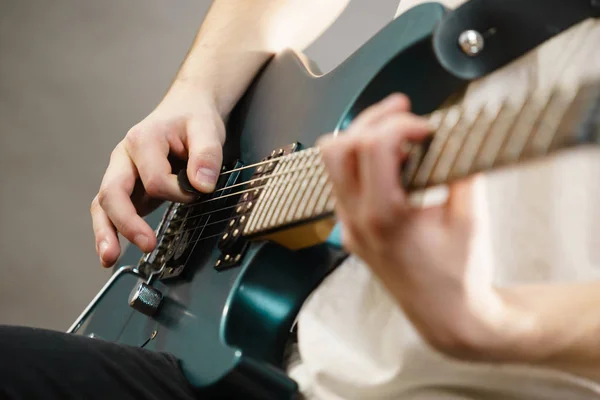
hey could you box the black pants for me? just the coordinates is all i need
[0,325,199,399]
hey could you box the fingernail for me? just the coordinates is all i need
[99,241,109,259]
[134,234,149,251]
[196,167,218,189]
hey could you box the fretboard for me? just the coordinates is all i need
[244,82,599,238]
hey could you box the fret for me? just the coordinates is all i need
[244,182,262,234]
[293,155,322,220]
[495,91,542,165]
[260,155,296,231]
[315,180,335,215]
[472,97,524,172]
[303,165,328,218]
[427,109,448,134]
[402,142,426,189]
[428,106,474,187]
[285,149,319,223]
[411,107,458,189]
[262,153,301,229]
[271,152,304,226]
[544,87,585,153]
[245,158,286,233]
[447,106,489,181]
[402,109,446,188]
[521,91,568,158]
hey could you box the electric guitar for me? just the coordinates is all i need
[69,2,600,399]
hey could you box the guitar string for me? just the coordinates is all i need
[161,214,238,241]
[206,152,321,196]
[161,92,582,243]
[176,148,322,210]
[180,207,213,271]
[157,81,594,259]
[166,84,595,245]
[159,128,516,257]
[155,114,591,263]
[162,194,336,261]
[175,80,594,214]
[170,188,338,259]
[160,95,551,239]
[169,147,317,214]
[170,159,325,219]
[213,149,302,178]
[161,168,328,239]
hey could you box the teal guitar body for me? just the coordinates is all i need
[69,2,600,399]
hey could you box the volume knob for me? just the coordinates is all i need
[129,282,163,316]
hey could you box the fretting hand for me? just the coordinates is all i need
[318,94,514,358]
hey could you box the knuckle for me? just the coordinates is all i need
[143,174,165,198]
[387,115,407,133]
[316,135,334,154]
[192,146,222,169]
[124,125,145,148]
[90,196,101,214]
[97,186,112,207]
[330,143,349,165]
[359,135,379,154]
[111,219,131,240]
[364,210,389,237]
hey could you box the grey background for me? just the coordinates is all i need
[0,0,400,331]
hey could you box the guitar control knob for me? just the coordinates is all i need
[129,282,163,316]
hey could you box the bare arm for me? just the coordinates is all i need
[494,283,600,374]
[318,94,600,379]
[175,0,351,118]
[92,0,350,267]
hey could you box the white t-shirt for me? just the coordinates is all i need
[288,1,600,399]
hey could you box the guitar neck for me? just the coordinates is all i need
[243,82,600,247]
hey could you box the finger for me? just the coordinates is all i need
[445,176,477,222]
[358,113,433,226]
[125,128,193,203]
[348,93,411,133]
[186,116,225,193]
[356,129,407,230]
[91,196,121,267]
[320,131,360,231]
[320,135,360,196]
[359,112,432,199]
[98,146,157,254]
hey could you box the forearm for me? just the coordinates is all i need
[496,282,600,370]
[426,281,600,378]
[391,272,600,375]
[174,0,350,118]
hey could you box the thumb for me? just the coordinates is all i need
[186,116,225,193]
[445,176,478,222]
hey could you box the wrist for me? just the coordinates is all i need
[161,77,225,118]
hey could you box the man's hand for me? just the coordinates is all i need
[88,0,353,269]
[91,80,225,268]
[318,94,516,359]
